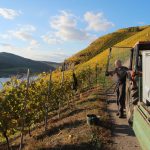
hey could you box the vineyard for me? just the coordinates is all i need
[66,26,148,66]
[1,25,150,150]
[0,45,130,149]
[0,61,108,150]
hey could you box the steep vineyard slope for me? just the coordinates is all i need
[67,26,148,66]
[75,26,150,73]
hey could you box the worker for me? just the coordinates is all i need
[106,60,128,118]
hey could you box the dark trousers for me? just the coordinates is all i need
[116,83,126,114]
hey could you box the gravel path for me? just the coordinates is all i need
[107,94,141,150]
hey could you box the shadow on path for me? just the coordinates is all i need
[107,95,141,150]
[113,124,136,137]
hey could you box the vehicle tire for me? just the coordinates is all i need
[126,79,139,126]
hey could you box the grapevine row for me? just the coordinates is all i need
[0,63,102,150]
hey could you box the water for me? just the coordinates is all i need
[0,78,10,89]
[0,76,38,90]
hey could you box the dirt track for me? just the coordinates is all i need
[107,94,141,150]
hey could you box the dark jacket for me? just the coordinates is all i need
[114,66,128,84]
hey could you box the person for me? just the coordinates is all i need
[106,60,128,118]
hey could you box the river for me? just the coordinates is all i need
[0,76,38,90]
[0,78,10,89]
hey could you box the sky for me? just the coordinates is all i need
[0,0,149,62]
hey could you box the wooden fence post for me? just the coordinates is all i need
[19,69,30,150]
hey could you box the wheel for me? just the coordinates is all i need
[125,79,139,126]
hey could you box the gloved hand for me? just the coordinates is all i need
[131,71,136,79]
[105,71,109,76]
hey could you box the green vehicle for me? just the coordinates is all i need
[125,41,150,150]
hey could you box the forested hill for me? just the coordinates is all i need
[0,52,60,77]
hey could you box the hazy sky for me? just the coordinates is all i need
[0,0,149,62]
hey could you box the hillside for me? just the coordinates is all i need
[0,52,60,77]
[75,25,150,73]
[1,25,150,150]
[67,26,149,66]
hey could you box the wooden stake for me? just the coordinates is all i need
[58,67,64,119]
[19,69,30,150]
[45,70,52,131]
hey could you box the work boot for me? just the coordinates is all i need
[119,112,124,118]
[116,112,119,116]
[119,114,124,118]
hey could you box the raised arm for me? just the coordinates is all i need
[105,69,116,76]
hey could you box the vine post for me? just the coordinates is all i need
[44,70,52,131]
[19,69,30,150]
[58,62,65,119]
[95,62,98,98]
